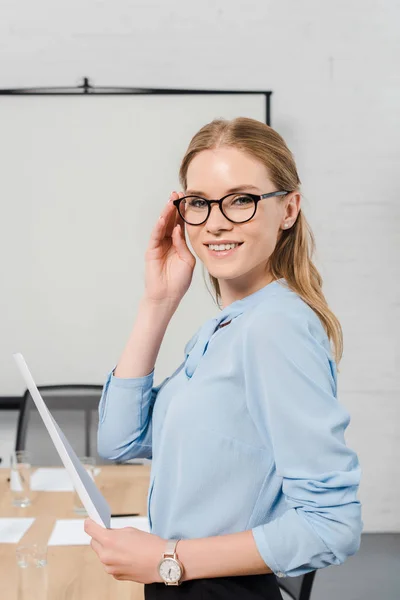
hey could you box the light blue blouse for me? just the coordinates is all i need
[97,278,363,578]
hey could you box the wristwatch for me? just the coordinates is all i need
[157,539,184,585]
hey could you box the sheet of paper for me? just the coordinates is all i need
[0,518,35,544]
[48,516,150,546]
[13,353,111,528]
[30,468,74,491]
[30,467,101,492]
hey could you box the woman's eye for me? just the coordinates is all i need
[234,196,252,205]
[189,199,207,208]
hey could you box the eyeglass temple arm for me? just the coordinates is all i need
[259,191,290,199]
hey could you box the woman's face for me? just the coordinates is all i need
[184,146,299,303]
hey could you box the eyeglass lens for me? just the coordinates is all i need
[178,194,256,225]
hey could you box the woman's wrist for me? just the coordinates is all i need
[175,531,271,581]
[141,295,180,315]
[152,536,167,583]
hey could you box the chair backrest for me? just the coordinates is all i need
[277,571,317,600]
[15,384,114,466]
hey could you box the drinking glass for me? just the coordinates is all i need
[16,543,48,600]
[73,456,96,515]
[10,451,32,507]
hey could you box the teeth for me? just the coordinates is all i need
[208,243,239,251]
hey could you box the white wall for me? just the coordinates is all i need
[1,0,399,533]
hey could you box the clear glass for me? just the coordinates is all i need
[10,451,32,507]
[73,456,96,515]
[16,543,48,600]
[179,194,256,225]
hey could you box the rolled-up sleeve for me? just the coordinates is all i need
[244,308,363,578]
[97,367,165,461]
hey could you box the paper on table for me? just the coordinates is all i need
[48,516,150,546]
[30,468,73,491]
[30,468,101,492]
[0,518,35,544]
[13,353,111,528]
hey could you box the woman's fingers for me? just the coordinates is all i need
[172,193,190,245]
[147,219,163,252]
[172,223,184,254]
[172,220,195,266]
[164,191,180,238]
[148,194,175,251]
[90,538,104,557]
[174,192,186,228]
[148,192,182,252]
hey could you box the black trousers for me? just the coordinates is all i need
[144,574,283,599]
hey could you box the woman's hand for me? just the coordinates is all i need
[144,191,196,306]
[84,518,164,584]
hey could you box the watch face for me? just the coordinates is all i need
[159,558,182,583]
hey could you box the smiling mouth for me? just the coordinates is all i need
[204,242,244,248]
[205,242,244,257]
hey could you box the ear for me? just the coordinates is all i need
[285,192,301,221]
[279,192,301,231]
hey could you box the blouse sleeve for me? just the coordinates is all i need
[97,367,168,461]
[243,308,363,578]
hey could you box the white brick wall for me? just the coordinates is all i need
[0,0,399,532]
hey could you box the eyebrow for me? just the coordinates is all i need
[185,184,261,196]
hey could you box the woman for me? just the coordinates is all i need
[84,117,363,599]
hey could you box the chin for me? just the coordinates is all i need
[206,265,247,280]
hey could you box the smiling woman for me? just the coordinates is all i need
[90,116,362,600]
[178,118,343,361]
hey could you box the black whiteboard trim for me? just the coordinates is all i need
[0,77,272,124]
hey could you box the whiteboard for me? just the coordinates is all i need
[1,94,267,396]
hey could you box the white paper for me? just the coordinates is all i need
[30,467,101,492]
[30,468,73,491]
[0,518,35,543]
[13,353,111,528]
[48,516,150,546]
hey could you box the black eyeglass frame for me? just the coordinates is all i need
[172,191,290,225]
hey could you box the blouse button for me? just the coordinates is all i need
[276,571,286,578]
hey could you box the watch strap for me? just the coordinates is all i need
[164,539,180,557]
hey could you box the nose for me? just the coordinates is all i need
[206,202,232,229]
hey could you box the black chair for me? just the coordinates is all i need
[15,384,114,466]
[277,571,317,600]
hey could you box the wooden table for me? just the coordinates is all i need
[0,464,151,599]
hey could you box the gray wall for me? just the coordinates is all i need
[1,0,399,534]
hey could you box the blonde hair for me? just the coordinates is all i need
[178,117,343,366]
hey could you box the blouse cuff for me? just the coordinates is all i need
[109,366,155,388]
[99,366,155,424]
[251,526,287,579]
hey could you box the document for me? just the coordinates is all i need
[0,518,35,543]
[13,353,111,528]
[30,468,74,491]
[30,467,101,492]
[48,516,150,546]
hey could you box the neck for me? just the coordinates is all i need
[218,272,275,310]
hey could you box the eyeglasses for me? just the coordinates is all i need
[172,191,289,225]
